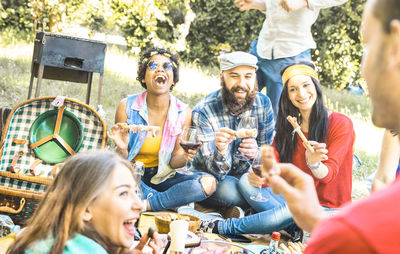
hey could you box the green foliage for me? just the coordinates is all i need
[322,86,371,122]
[183,0,264,66]
[312,0,366,89]
[0,0,33,34]
[111,0,172,54]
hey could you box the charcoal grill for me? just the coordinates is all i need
[28,32,107,104]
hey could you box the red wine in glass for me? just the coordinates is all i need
[252,164,262,176]
[179,141,201,152]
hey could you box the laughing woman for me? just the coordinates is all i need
[273,62,354,209]
[110,48,216,212]
[7,151,162,254]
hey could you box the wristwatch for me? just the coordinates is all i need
[307,161,321,171]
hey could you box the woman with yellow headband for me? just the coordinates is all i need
[110,48,216,212]
[273,62,354,209]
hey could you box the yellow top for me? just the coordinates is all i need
[135,136,162,168]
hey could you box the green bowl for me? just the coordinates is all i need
[29,109,84,164]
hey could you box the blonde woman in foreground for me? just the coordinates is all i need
[7,151,163,254]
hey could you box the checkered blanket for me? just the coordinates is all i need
[0,97,106,191]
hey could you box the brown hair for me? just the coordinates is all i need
[7,151,134,254]
[373,0,400,33]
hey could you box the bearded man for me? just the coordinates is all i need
[188,51,276,223]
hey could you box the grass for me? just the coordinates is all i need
[0,33,380,196]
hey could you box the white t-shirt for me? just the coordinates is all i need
[257,0,348,59]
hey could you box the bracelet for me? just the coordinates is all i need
[307,160,321,171]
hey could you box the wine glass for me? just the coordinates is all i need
[250,150,269,202]
[235,116,258,161]
[177,126,201,175]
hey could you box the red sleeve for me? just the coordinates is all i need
[304,217,373,254]
[319,113,354,184]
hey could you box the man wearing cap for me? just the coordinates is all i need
[189,51,278,223]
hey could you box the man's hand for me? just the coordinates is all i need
[215,127,236,155]
[261,147,325,232]
[238,138,258,160]
[279,0,308,12]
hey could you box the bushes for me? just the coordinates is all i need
[0,0,366,90]
[312,0,366,89]
[182,0,264,66]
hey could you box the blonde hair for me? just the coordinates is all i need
[7,151,134,254]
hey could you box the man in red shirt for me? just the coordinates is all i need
[262,0,400,252]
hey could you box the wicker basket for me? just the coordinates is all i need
[154,212,201,234]
[0,171,50,225]
[0,186,43,225]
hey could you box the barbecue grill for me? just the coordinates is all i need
[28,32,107,104]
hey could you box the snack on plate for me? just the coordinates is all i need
[121,123,160,137]
[159,213,191,222]
[155,213,201,234]
[236,128,258,138]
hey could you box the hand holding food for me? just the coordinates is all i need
[260,145,279,178]
[236,128,257,138]
[305,140,328,166]
[215,127,237,154]
[287,116,314,153]
[121,123,161,137]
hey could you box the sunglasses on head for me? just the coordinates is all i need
[147,61,173,71]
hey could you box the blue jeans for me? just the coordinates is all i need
[199,175,250,209]
[217,174,295,235]
[142,167,214,212]
[249,40,311,119]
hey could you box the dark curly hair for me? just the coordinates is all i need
[136,48,180,91]
[274,61,328,163]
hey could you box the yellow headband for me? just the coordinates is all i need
[281,65,319,86]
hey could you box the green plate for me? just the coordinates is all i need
[29,109,84,164]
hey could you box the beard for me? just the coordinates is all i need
[221,77,257,115]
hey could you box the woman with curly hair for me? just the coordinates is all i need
[7,151,163,254]
[110,48,216,212]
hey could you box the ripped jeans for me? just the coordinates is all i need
[201,173,295,235]
[141,167,215,212]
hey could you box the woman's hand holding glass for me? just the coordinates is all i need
[177,126,201,175]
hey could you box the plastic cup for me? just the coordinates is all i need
[169,220,189,253]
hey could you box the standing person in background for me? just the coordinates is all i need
[110,48,216,212]
[263,0,400,251]
[234,0,348,118]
